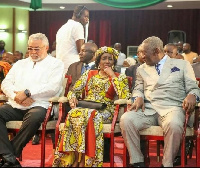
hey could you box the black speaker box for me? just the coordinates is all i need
[167,30,186,43]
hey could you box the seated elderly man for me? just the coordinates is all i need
[0,33,64,167]
[120,36,200,167]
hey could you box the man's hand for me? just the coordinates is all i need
[20,97,35,107]
[69,98,78,109]
[14,91,27,104]
[182,94,196,113]
[128,97,145,112]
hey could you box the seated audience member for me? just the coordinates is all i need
[120,57,136,73]
[176,53,184,60]
[88,39,95,43]
[176,41,183,54]
[0,40,7,59]
[2,52,14,65]
[114,43,126,66]
[125,44,144,90]
[52,46,130,167]
[13,51,23,63]
[67,42,98,89]
[164,43,178,58]
[182,43,198,64]
[0,61,11,94]
[0,33,64,167]
[51,41,56,57]
[25,51,29,58]
[120,36,200,167]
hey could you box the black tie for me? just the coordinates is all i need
[155,63,160,75]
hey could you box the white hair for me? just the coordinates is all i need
[28,33,49,46]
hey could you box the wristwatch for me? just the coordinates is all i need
[24,89,31,97]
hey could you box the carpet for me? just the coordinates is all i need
[19,136,197,167]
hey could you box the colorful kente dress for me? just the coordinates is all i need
[52,70,130,167]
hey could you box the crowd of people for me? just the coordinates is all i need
[0,4,200,168]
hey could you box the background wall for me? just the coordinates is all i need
[0,8,13,52]
[0,8,29,56]
[29,9,200,55]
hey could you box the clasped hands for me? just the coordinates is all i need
[14,91,34,107]
[128,94,196,113]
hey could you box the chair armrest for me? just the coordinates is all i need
[48,96,60,102]
[58,97,68,103]
[114,99,128,105]
[0,94,8,102]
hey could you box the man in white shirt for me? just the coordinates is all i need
[114,43,126,66]
[0,33,64,167]
[56,5,89,73]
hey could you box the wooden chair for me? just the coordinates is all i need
[5,74,72,167]
[55,76,132,167]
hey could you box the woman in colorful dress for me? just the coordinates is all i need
[52,46,130,167]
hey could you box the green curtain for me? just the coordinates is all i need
[30,0,42,11]
[93,0,165,9]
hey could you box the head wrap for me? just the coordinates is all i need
[95,46,119,60]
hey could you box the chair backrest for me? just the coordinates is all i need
[59,74,72,97]
[196,78,200,88]
[116,76,133,122]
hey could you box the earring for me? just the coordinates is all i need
[112,66,114,70]
[98,65,101,69]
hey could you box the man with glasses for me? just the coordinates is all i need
[0,33,64,167]
[56,5,89,73]
[67,42,98,90]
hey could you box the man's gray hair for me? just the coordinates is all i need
[142,36,164,52]
[28,33,49,46]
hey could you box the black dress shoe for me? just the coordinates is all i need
[128,162,145,167]
[0,159,5,167]
[1,159,21,168]
[32,134,40,145]
[173,155,187,166]
[173,156,181,166]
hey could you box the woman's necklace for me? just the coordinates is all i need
[99,71,109,79]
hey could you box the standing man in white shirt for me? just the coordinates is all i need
[114,43,126,66]
[56,5,89,73]
[0,33,64,167]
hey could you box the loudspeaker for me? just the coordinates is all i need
[167,30,186,43]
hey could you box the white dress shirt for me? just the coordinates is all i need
[1,55,64,110]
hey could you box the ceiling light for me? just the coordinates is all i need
[167,5,173,8]
[18,30,27,33]
[0,29,8,32]
[60,6,65,9]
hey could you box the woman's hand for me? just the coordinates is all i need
[69,97,78,109]
[104,67,116,78]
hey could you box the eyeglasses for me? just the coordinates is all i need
[27,46,45,52]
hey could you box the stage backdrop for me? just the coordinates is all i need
[30,9,200,55]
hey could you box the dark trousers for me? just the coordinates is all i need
[0,104,46,157]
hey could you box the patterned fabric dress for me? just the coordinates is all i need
[52,70,130,167]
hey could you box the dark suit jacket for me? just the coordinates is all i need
[125,63,140,90]
[192,62,200,78]
[67,61,96,89]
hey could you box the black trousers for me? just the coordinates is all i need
[0,104,46,157]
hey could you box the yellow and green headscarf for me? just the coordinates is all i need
[95,46,119,60]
